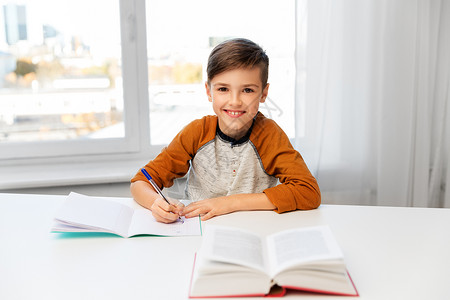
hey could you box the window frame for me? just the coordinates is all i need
[0,0,152,162]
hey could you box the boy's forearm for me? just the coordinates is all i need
[232,193,276,211]
[130,180,159,210]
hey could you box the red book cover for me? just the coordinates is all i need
[188,254,359,298]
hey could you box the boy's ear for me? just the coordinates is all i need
[205,82,212,102]
[260,83,269,103]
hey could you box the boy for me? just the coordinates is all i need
[131,38,320,223]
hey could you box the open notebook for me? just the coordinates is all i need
[52,192,201,238]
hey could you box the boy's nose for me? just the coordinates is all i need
[229,92,242,105]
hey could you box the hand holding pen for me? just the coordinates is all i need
[140,168,184,223]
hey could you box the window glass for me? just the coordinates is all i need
[0,0,123,142]
[146,0,296,145]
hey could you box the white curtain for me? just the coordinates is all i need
[299,0,450,207]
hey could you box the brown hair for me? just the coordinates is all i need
[206,38,269,87]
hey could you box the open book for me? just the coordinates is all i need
[189,225,358,298]
[52,192,201,238]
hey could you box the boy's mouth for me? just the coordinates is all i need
[224,110,245,117]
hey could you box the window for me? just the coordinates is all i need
[0,0,143,160]
[1,0,300,183]
[146,0,297,145]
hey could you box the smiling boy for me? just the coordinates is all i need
[131,38,320,223]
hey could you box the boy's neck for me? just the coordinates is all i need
[216,114,258,146]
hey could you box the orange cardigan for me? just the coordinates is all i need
[131,113,321,213]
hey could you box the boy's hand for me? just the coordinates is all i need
[151,197,184,223]
[182,197,235,221]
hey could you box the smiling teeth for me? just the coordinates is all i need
[229,111,242,116]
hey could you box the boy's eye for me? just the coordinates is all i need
[217,87,228,92]
[243,88,254,93]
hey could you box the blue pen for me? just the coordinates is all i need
[140,168,183,223]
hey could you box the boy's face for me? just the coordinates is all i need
[205,67,269,140]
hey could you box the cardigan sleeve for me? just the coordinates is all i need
[130,116,217,189]
[251,114,321,212]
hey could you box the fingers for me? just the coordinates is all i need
[151,197,223,222]
[170,199,185,215]
[151,197,182,223]
[199,211,214,221]
[182,197,234,220]
[182,201,216,220]
[181,202,202,218]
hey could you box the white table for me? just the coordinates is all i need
[1,193,449,300]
